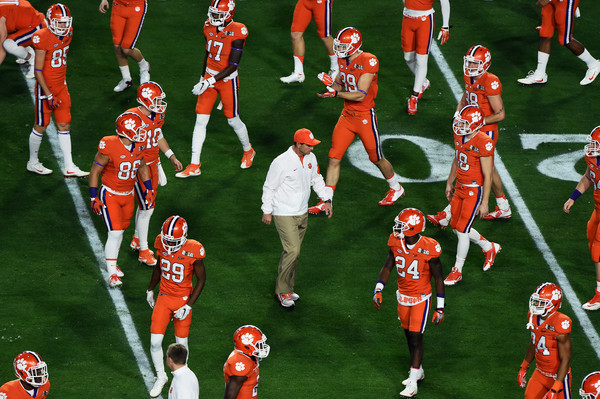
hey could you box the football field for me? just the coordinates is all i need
[1,0,600,397]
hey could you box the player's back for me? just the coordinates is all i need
[0,1,44,31]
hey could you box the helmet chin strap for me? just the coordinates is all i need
[526,313,535,330]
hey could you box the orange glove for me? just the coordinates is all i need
[431,309,445,324]
[144,189,156,208]
[437,26,450,45]
[90,197,104,215]
[517,360,529,388]
[373,291,382,309]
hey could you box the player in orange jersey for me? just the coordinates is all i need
[428,45,511,224]
[99,0,150,92]
[372,208,445,398]
[224,325,269,399]
[0,0,45,77]
[402,0,450,115]
[89,111,155,288]
[309,27,404,212]
[27,3,88,178]
[563,126,600,311]
[146,215,206,398]
[177,0,254,178]
[518,0,600,86]
[518,283,572,399]
[280,0,337,84]
[432,105,501,286]
[0,351,50,399]
[126,81,183,267]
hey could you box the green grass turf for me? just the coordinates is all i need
[1,0,600,397]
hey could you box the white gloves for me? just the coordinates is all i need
[192,76,216,95]
[174,304,192,320]
[146,290,155,309]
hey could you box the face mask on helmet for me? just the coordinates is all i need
[453,105,484,136]
[333,27,362,58]
[161,216,188,254]
[208,0,234,26]
[137,82,167,114]
[463,45,491,77]
[584,127,600,157]
[47,3,72,36]
[393,208,425,238]
[14,351,48,388]
[115,112,147,143]
[234,325,270,360]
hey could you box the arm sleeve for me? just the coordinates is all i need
[439,0,450,27]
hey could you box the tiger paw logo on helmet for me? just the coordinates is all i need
[16,358,28,371]
[124,118,137,130]
[350,33,360,44]
[471,110,482,123]
[552,288,562,301]
[235,361,246,372]
[141,87,154,99]
[407,214,421,227]
[241,332,255,345]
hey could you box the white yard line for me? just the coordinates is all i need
[22,72,162,396]
[430,43,600,357]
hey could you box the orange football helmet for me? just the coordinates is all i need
[333,27,362,58]
[580,371,600,399]
[393,208,425,237]
[529,282,563,318]
[453,105,484,136]
[463,45,491,77]
[115,112,147,143]
[14,351,48,387]
[584,126,600,157]
[46,3,72,36]
[161,215,188,254]
[208,0,235,27]
[233,325,270,359]
[137,81,167,114]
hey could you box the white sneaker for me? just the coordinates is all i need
[402,369,424,386]
[517,70,548,85]
[150,375,168,397]
[280,72,305,84]
[113,79,132,92]
[27,161,53,175]
[108,274,122,288]
[140,63,151,84]
[277,293,295,308]
[291,292,300,301]
[581,61,600,86]
[399,381,418,398]
[63,164,89,178]
[25,47,35,79]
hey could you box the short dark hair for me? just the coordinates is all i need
[167,343,188,365]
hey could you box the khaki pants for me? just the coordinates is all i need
[273,214,308,294]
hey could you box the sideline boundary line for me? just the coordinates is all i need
[22,70,162,397]
[430,43,600,357]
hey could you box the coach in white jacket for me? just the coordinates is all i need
[262,128,333,308]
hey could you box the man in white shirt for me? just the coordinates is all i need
[262,128,333,308]
[166,343,199,399]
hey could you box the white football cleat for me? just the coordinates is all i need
[582,293,600,310]
[280,72,305,84]
[108,274,122,288]
[482,206,512,220]
[517,71,548,85]
[140,62,151,84]
[150,375,168,398]
[399,381,418,398]
[63,164,90,178]
[113,79,132,92]
[580,61,600,86]
[402,368,424,386]
[27,161,53,175]
[482,242,501,271]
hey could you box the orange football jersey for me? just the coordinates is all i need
[404,0,435,11]
[0,1,44,33]
[113,0,146,5]
[126,106,165,164]
[223,350,260,399]
[203,20,248,73]
[388,234,441,301]
[337,51,379,113]
[454,131,494,187]
[98,135,146,193]
[463,71,503,132]
[31,27,72,88]
[154,236,205,298]
[585,155,600,210]
[0,379,50,399]
[528,311,572,376]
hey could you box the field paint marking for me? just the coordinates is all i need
[22,73,162,397]
[520,134,587,182]
[430,43,600,357]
